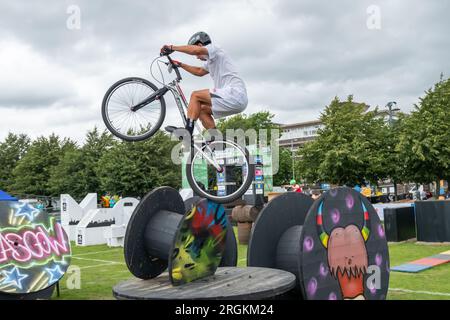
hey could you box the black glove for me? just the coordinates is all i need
[160,45,174,56]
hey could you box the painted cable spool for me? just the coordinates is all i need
[0,200,71,299]
[183,196,237,267]
[248,187,390,300]
[124,187,234,286]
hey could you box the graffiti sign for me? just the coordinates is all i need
[0,201,71,294]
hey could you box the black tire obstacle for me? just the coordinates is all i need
[248,187,390,300]
[124,187,232,286]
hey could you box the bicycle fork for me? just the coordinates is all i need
[191,143,223,172]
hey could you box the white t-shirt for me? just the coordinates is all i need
[203,44,247,98]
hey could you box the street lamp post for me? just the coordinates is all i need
[291,140,295,181]
[385,101,400,201]
[386,101,400,127]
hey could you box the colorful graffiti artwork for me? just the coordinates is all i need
[0,201,71,294]
[300,187,390,300]
[169,199,227,286]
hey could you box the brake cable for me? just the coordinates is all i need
[149,56,167,86]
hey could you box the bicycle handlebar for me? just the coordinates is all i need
[160,51,182,82]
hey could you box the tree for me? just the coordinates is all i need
[0,133,30,191]
[48,145,86,198]
[96,131,180,197]
[216,111,280,144]
[217,111,278,131]
[360,108,404,186]
[295,136,322,184]
[371,111,406,199]
[296,96,382,186]
[47,128,115,198]
[11,134,75,196]
[80,128,115,194]
[217,111,285,185]
[397,76,450,195]
[273,147,295,186]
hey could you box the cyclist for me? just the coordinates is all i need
[161,32,248,138]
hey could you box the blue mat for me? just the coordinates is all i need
[391,264,432,273]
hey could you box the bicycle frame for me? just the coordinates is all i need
[166,80,203,134]
[135,76,221,170]
[129,57,226,171]
[130,79,202,135]
[166,81,222,171]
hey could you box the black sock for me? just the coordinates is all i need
[185,118,195,135]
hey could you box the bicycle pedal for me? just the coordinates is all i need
[166,126,191,142]
[164,125,177,134]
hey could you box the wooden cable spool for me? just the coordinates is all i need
[232,205,262,222]
[237,222,252,244]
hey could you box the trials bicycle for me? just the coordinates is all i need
[101,52,254,204]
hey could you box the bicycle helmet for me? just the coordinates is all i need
[188,32,211,46]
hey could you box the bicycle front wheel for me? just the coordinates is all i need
[186,140,255,204]
[101,77,166,141]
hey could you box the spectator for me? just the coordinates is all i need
[420,189,427,200]
[102,195,111,208]
[311,191,321,200]
[290,179,302,193]
[36,200,45,210]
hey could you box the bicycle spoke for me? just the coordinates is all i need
[118,111,132,132]
[190,140,251,202]
[110,96,129,107]
[124,83,132,104]
[138,108,160,121]
[136,112,155,128]
[117,86,130,106]
[105,80,163,138]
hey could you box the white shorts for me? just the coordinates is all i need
[210,87,248,119]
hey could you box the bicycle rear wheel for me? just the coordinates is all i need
[186,140,255,204]
[101,77,166,141]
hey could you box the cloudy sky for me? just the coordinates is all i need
[0,0,449,143]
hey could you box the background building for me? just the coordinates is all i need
[278,120,324,152]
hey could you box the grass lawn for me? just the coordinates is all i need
[54,228,450,300]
